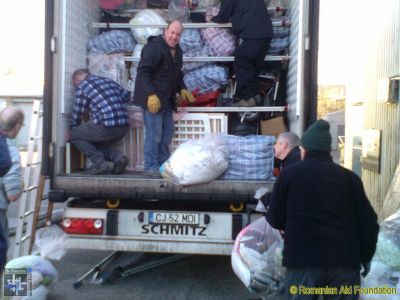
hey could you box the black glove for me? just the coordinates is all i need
[361,262,371,277]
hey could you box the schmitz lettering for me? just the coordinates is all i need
[141,224,207,236]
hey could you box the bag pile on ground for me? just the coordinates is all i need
[5,226,68,300]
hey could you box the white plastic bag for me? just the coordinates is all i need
[34,225,68,261]
[130,10,167,44]
[160,134,228,185]
[231,217,285,296]
[88,53,130,90]
[6,255,58,287]
[360,210,400,299]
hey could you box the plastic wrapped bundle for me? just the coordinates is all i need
[87,30,136,54]
[130,9,167,44]
[6,255,58,286]
[88,53,130,90]
[361,211,400,299]
[231,217,285,297]
[160,135,228,185]
[167,0,190,22]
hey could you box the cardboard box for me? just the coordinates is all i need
[260,116,287,138]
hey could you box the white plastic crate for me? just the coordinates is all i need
[115,112,228,171]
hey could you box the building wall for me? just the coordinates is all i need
[345,1,400,213]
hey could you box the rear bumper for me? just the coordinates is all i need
[62,208,263,255]
[52,174,275,202]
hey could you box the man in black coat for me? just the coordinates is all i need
[211,0,273,106]
[257,132,301,212]
[266,120,379,300]
[134,20,195,176]
[274,131,301,174]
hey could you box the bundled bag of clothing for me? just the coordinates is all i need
[183,64,228,94]
[361,210,400,299]
[272,17,290,38]
[180,29,204,53]
[160,135,228,185]
[88,53,130,90]
[87,30,136,54]
[182,46,214,74]
[129,9,167,44]
[232,217,285,297]
[220,135,275,180]
[200,5,235,56]
[100,0,124,10]
[267,36,289,55]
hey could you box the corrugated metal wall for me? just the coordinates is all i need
[53,0,99,173]
[354,1,400,212]
[286,0,301,135]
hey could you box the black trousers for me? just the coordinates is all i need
[233,37,272,100]
[71,121,128,167]
[285,268,361,300]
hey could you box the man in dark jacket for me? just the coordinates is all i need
[266,120,379,300]
[257,131,301,212]
[274,131,301,174]
[211,0,273,106]
[134,20,195,176]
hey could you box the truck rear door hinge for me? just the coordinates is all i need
[50,36,57,53]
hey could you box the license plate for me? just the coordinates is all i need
[149,211,200,225]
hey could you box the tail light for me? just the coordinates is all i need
[62,218,104,235]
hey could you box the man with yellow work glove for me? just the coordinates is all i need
[147,89,195,114]
[147,94,161,114]
[179,89,195,105]
[134,20,189,177]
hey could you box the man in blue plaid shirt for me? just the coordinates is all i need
[70,69,130,175]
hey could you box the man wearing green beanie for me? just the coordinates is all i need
[266,119,379,300]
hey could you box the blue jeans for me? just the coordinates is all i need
[143,107,175,171]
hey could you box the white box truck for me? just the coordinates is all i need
[43,0,319,255]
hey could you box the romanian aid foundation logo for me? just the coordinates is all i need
[2,268,32,298]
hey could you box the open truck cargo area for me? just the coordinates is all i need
[44,0,318,254]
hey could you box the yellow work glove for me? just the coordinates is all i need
[147,94,161,114]
[180,89,195,103]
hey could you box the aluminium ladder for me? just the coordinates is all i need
[12,99,44,258]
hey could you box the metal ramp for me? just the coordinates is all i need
[12,99,44,258]
[73,251,190,289]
